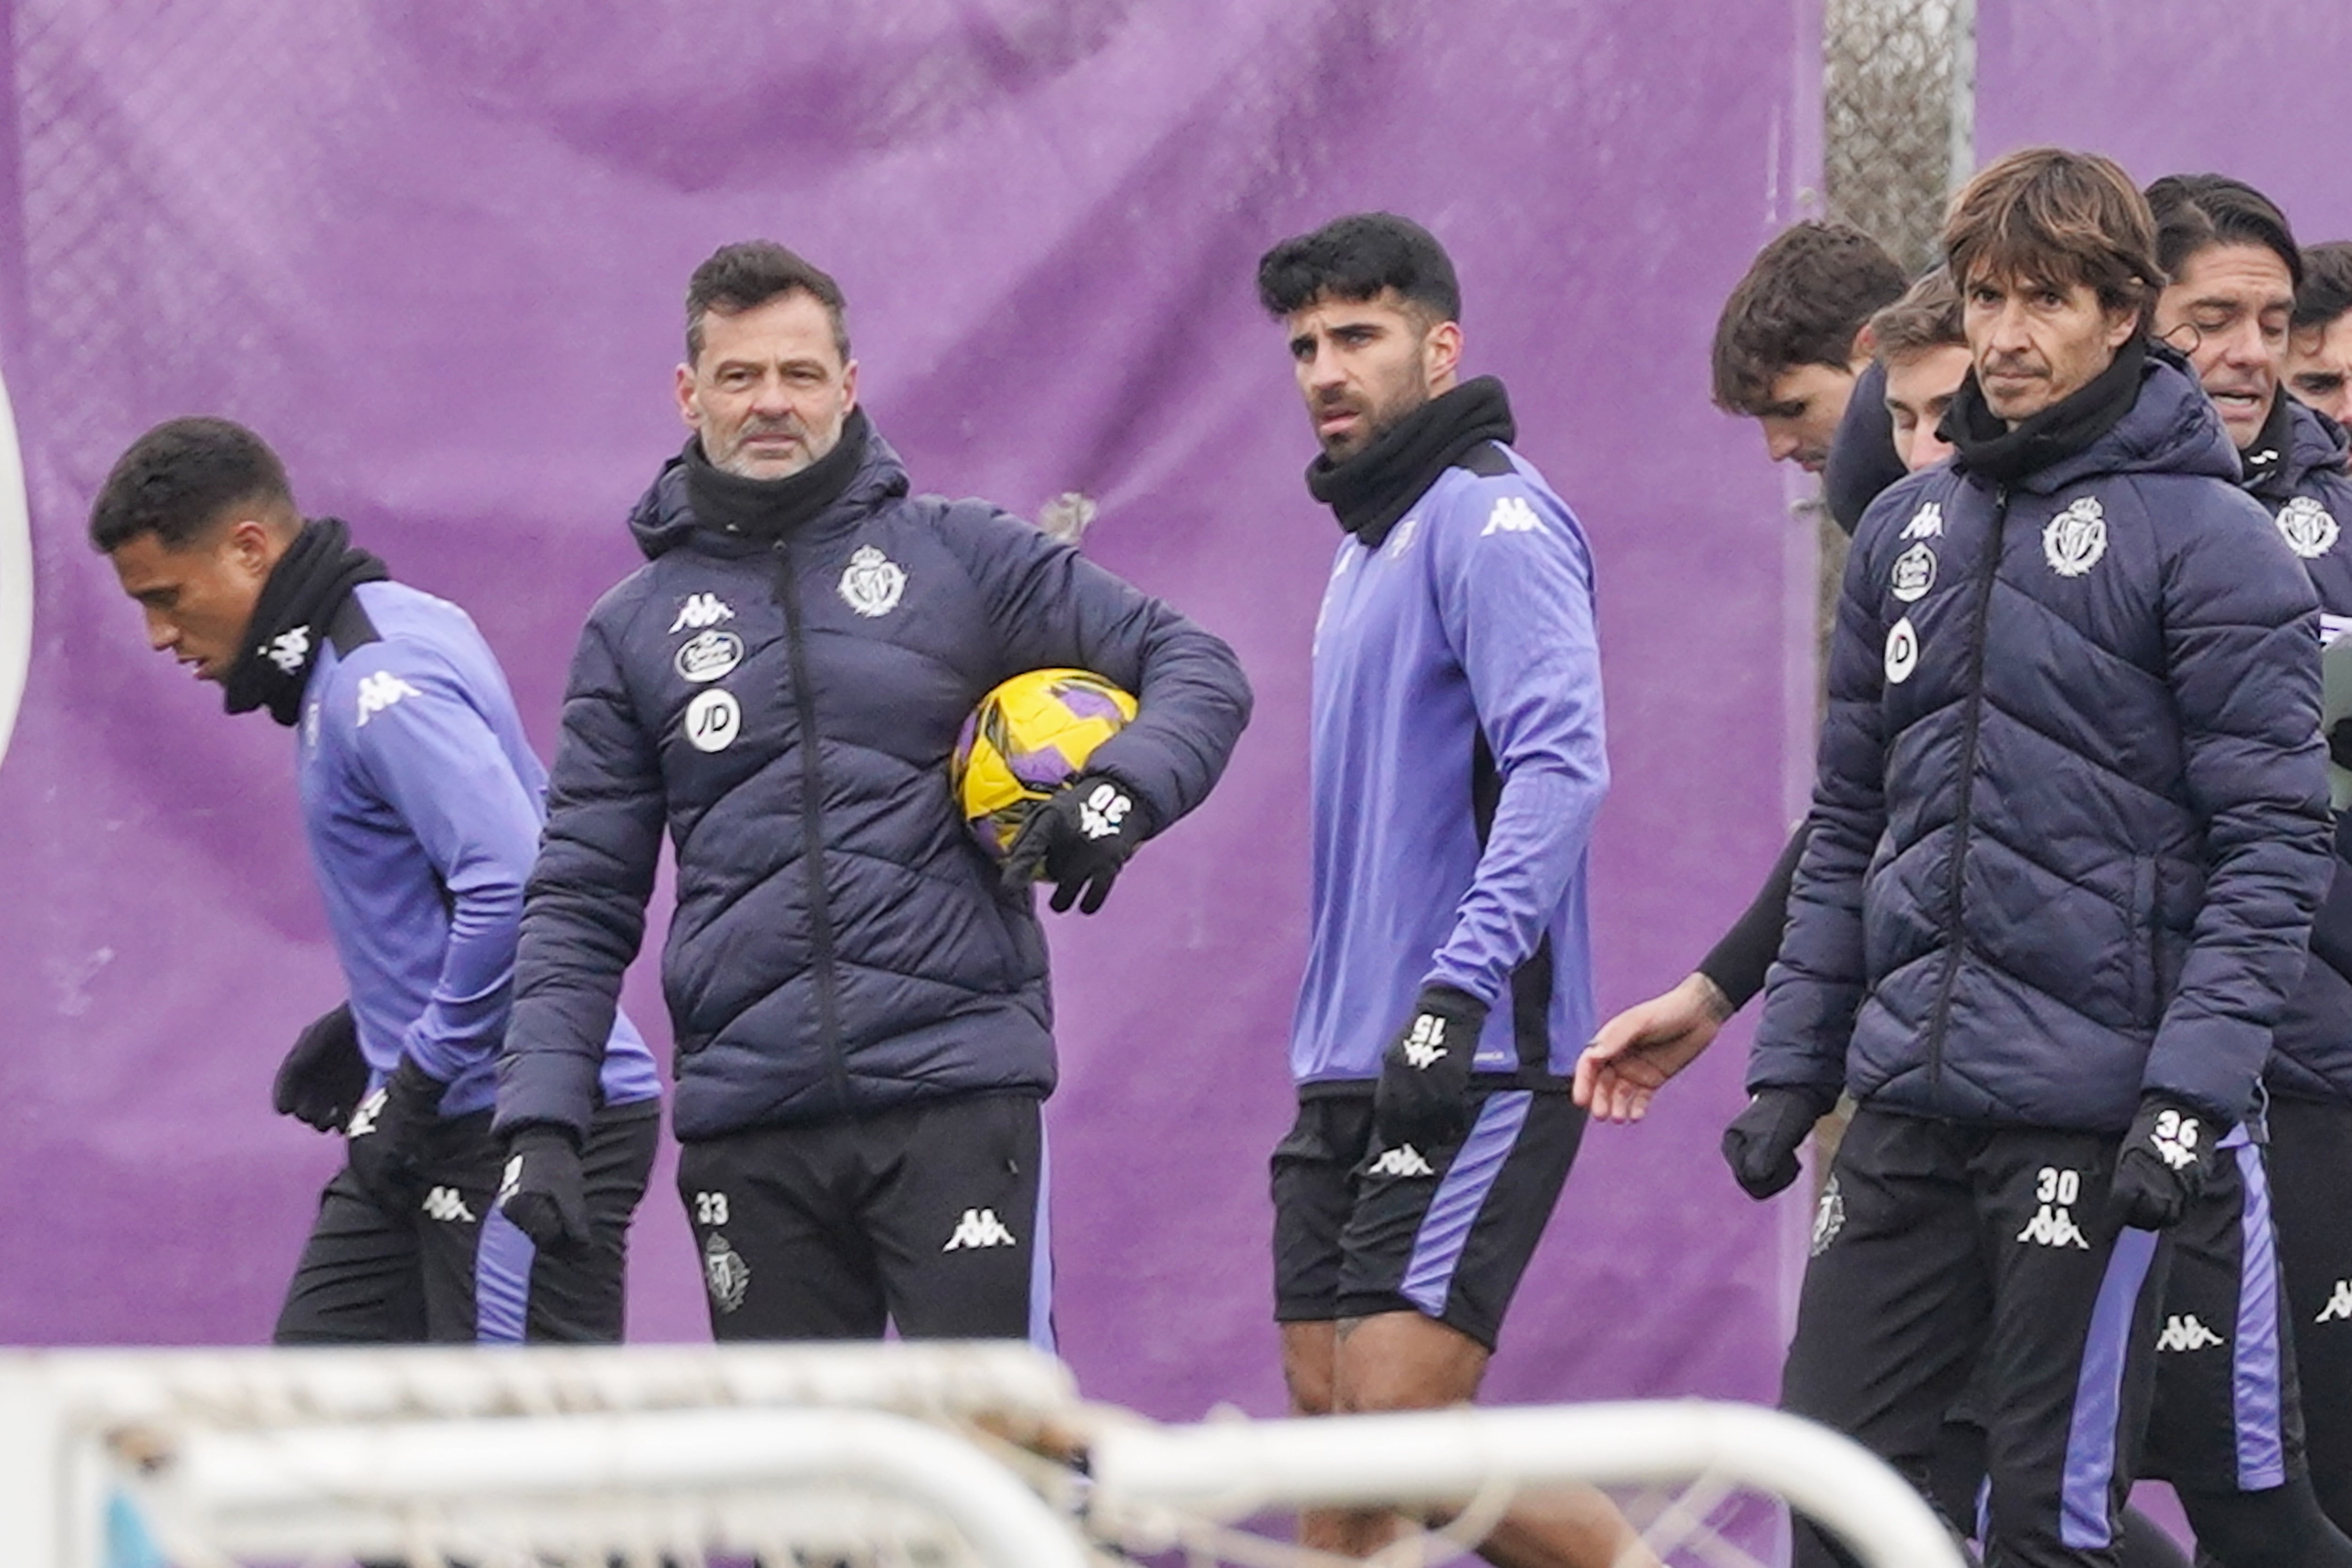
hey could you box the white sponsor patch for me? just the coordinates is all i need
[1900,501,1944,541]
[1890,542,1937,603]
[683,688,741,753]
[1884,615,1919,685]
[674,629,744,683]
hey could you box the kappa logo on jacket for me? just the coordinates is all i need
[839,545,906,617]
[355,671,419,727]
[2043,497,2108,578]
[1901,502,1944,541]
[669,593,735,633]
[2277,496,2342,560]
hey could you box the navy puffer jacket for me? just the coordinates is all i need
[1751,352,2331,1130]
[503,425,1251,1140]
[2258,398,2352,1102]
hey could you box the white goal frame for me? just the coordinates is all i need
[0,1344,1966,1568]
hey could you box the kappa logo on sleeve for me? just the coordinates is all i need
[354,671,420,727]
[1480,495,1542,537]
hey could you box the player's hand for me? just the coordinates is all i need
[498,1125,591,1258]
[1001,771,1151,915]
[1374,986,1489,1152]
[1575,973,1734,1123]
[344,1056,444,1210]
[273,1001,370,1133]
[1720,1085,1836,1200]
[2108,1093,2221,1231]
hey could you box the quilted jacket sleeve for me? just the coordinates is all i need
[1748,522,1889,1096]
[2145,484,2332,1121]
[498,601,667,1138]
[947,502,1252,836]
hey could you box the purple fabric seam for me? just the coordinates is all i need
[2061,1225,2159,1550]
[1400,1090,1530,1317]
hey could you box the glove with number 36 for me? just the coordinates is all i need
[2108,1092,2220,1230]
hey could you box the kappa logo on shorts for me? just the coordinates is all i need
[2157,1313,2225,1352]
[421,1186,476,1224]
[703,1232,750,1313]
[943,1208,1018,1250]
[1810,1174,1844,1257]
[2317,1280,2352,1324]
[1367,1145,1436,1178]
[2018,1165,2091,1250]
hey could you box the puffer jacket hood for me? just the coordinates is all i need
[1752,350,2332,1131]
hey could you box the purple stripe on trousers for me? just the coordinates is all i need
[1401,1092,1531,1318]
[2060,1226,2160,1550]
[475,1207,534,1345]
[1028,1126,1057,1353]
[2233,1140,2288,1490]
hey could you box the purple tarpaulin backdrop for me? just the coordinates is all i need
[0,0,1818,1422]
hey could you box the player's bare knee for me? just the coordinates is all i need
[1280,1321,1339,1416]
[1334,1310,1487,1413]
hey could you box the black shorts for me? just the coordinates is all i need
[274,1099,659,1345]
[2265,1094,2352,1528]
[675,1091,1049,1345]
[2141,1123,2306,1492]
[1269,1087,1584,1351]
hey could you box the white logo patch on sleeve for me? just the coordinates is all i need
[354,671,420,727]
[1481,495,1541,536]
[839,545,906,617]
[2043,497,2107,577]
[683,688,742,753]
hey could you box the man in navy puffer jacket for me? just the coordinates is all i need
[1733,150,2333,1568]
[499,241,1251,1344]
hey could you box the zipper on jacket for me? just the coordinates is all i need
[1925,483,2008,1088]
[775,540,854,1118]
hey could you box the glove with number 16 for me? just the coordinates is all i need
[1374,986,1490,1152]
[2108,1092,2220,1230]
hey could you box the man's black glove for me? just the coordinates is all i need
[1373,987,1489,1152]
[1721,1085,1837,1200]
[1001,771,1151,915]
[2109,1093,2221,1230]
[498,1125,591,1258]
[344,1055,445,1210]
[273,1002,370,1133]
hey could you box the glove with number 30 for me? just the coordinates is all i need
[2108,1092,2219,1230]
[1002,771,1152,915]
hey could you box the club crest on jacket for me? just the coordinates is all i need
[2278,496,2342,560]
[2042,497,2107,578]
[840,544,906,618]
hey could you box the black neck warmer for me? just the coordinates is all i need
[2239,386,2296,499]
[684,407,870,541]
[1939,334,2146,485]
[1306,376,1517,548]
[222,517,389,726]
